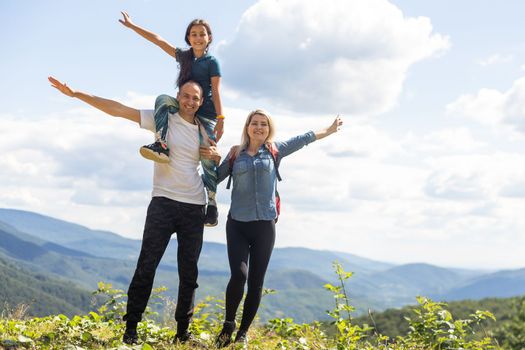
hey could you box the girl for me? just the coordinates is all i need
[201,110,343,348]
[120,12,223,226]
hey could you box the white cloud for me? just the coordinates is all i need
[218,0,449,116]
[272,125,525,268]
[447,76,525,133]
[408,128,485,154]
[0,98,156,237]
[208,108,525,268]
[425,170,487,200]
[500,182,525,198]
[4,93,525,269]
[478,53,514,67]
[447,88,505,125]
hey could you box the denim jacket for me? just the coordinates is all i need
[217,131,316,222]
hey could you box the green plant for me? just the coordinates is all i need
[324,261,372,350]
[400,296,498,349]
[495,296,525,349]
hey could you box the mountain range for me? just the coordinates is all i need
[1,208,524,323]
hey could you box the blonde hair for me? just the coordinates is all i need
[234,109,275,157]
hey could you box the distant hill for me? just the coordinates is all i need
[0,223,139,289]
[0,209,390,275]
[363,263,468,305]
[269,247,392,277]
[0,256,92,317]
[1,208,524,323]
[440,268,525,300]
[0,208,141,260]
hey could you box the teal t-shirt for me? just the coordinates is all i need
[176,48,221,119]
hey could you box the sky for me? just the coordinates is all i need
[2,0,525,269]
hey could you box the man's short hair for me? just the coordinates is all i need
[179,80,203,98]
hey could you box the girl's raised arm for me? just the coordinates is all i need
[119,11,177,59]
[211,76,224,141]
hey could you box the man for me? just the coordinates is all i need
[48,76,217,345]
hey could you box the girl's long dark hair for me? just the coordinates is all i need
[176,19,213,88]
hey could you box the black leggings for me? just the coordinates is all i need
[224,216,276,332]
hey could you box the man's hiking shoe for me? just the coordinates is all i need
[216,320,236,348]
[204,204,218,227]
[122,328,138,345]
[140,141,169,163]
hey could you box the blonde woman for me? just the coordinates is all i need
[202,110,342,348]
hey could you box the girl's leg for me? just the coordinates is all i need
[154,94,179,143]
[197,116,219,226]
[237,220,276,333]
[139,95,179,163]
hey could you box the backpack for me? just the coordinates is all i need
[226,143,282,222]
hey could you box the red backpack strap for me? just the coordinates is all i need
[226,146,239,189]
[265,142,282,181]
[265,142,281,223]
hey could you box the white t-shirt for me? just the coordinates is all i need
[140,110,206,205]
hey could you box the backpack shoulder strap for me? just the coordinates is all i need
[226,146,239,189]
[266,142,282,223]
[265,142,282,182]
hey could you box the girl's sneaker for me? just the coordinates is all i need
[140,141,170,163]
[204,205,218,227]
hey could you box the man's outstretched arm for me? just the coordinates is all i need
[48,76,141,124]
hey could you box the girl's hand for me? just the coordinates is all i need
[48,76,75,97]
[214,118,225,142]
[328,115,343,134]
[119,11,134,28]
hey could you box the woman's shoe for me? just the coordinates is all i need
[234,330,248,350]
[215,320,236,348]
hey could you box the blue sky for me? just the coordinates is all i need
[2,0,525,269]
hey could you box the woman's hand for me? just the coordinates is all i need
[328,115,343,135]
[48,76,75,97]
[119,11,135,28]
[314,115,343,140]
[200,144,221,164]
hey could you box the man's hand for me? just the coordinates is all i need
[48,76,75,97]
[200,144,221,164]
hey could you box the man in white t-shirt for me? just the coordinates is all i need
[48,77,221,345]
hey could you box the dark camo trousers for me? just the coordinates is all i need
[123,196,205,333]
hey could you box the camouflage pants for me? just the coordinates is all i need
[124,196,205,333]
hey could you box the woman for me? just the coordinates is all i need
[202,110,342,348]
